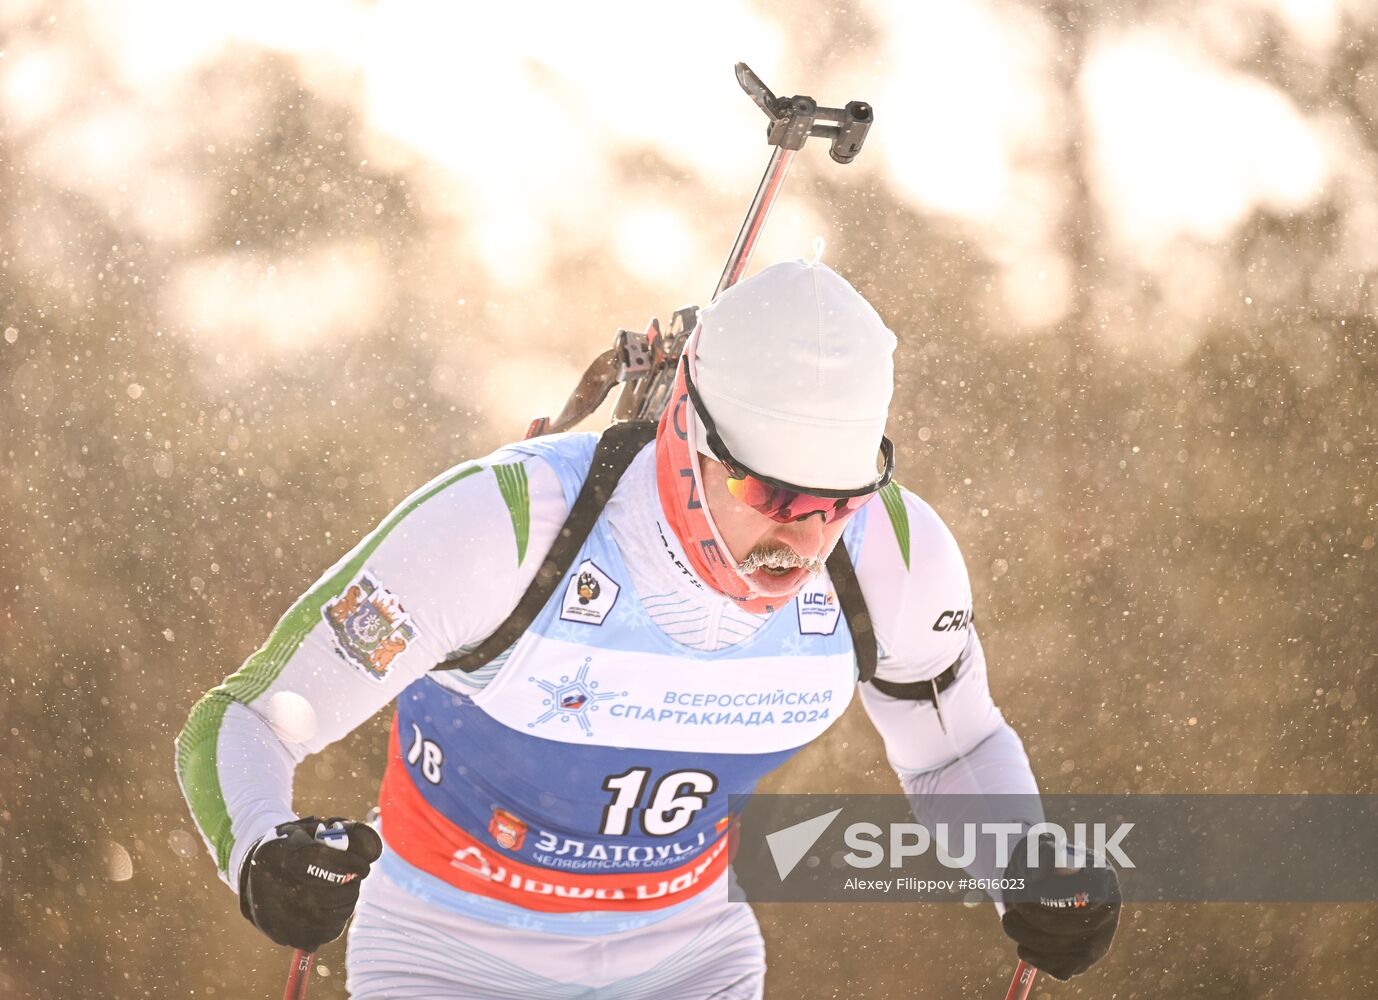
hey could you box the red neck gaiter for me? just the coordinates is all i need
[654,361,799,615]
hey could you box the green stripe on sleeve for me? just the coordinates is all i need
[493,462,531,565]
[175,690,236,872]
[879,483,911,571]
[175,462,484,874]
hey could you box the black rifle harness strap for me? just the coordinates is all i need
[435,420,659,675]
[434,421,953,703]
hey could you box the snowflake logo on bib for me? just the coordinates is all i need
[527,658,627,737]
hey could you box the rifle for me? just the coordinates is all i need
[523,62,873,440]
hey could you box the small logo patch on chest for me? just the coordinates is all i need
[488,807,529,850]
[795,585,841,636]
[560,560,621,626]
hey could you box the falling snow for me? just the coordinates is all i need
[1,2,1375,999]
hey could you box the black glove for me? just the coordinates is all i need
[1000,832,1121,980]
[239,816,383,951]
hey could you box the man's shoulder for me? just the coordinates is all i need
[849,482,966,580]
[368,433,598,569]
[404,432,598,514]
[842,484,974,679]
[488,431,601,487]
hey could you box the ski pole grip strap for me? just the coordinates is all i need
[824,542,877,683]
[434,420,659,674]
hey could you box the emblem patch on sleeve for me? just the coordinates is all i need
[323,574,417,681]
[559,560,621,626]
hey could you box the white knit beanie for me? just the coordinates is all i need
[688,256,897,490]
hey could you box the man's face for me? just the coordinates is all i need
[698,456,851,599]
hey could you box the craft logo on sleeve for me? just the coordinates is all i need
[323,573,417,681]
[795,584,841,636]
[560,560,621,625]
[488,807,529,851]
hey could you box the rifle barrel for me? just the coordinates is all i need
[713,146,797,301]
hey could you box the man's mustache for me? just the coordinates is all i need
[736,544,825,577]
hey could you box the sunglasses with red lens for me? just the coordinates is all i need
[682,359,895,525]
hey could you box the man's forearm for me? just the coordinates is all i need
[896,722,1044,891]
[176,690,301,889]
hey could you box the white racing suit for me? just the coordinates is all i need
[176,433,1039,998]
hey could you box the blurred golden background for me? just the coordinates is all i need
[1,0,1374,996]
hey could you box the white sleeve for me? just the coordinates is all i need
[854,488,1042,896]
[175,443,569,888]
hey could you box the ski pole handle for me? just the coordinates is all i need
[283,949,314,1000]
[280,822,351,999]
[1003,960,1037,1000]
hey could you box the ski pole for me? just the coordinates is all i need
[1003,960,1037,1000]
[283,949,314,1000]
[280,821,356,999]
